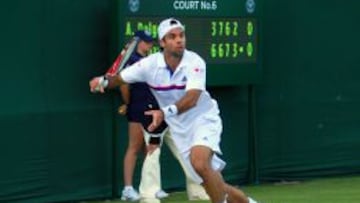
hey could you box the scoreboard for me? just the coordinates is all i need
[114,0,262,85]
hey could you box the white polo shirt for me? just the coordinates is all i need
[121,49,221,152]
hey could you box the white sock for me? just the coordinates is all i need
[248,197,258,203]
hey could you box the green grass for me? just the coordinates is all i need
[242,176,360,203]
[83,176,360,203]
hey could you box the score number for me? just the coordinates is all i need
[209,20,255,60]
[210,42,254,58]
[211,20,254,37]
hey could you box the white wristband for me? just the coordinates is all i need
[98,76,109,88]
[94,76,109,92]
[161,104,178,118]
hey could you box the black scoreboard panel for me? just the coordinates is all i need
[124,17,257,64]
[115,0,261,85]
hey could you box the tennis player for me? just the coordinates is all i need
[90,18,258,203]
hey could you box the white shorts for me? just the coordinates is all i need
[179,150,226,184]
[169,109,226,184]
[191,109,223,154]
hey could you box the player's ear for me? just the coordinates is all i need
[159,38,165,49]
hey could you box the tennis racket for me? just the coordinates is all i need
[92,37,139,92]
[105,36,140,76]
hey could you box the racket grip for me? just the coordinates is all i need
[94,76,108,91]
[99,76,109,87]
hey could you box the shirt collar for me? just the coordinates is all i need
[157,49,188,70]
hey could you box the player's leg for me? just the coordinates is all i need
[190,146,250,203]
[224,183,252,203]
[163,132,209,200]
[186,177,210,200]
[188,108,257,203]
[210,166,252,203]
[122,121,143,201]
[190,146,227,203]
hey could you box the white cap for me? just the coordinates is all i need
[158,18,185,40]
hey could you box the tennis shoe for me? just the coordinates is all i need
[121,187,141,201]
[155,190,169,199]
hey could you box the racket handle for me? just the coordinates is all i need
[94,76,108,92]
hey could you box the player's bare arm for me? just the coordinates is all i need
[175,89,201,113]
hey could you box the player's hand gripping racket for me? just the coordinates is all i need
[92,37,140,92]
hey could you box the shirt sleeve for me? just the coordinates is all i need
[185,57,206,91]
[120,58,148,83]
